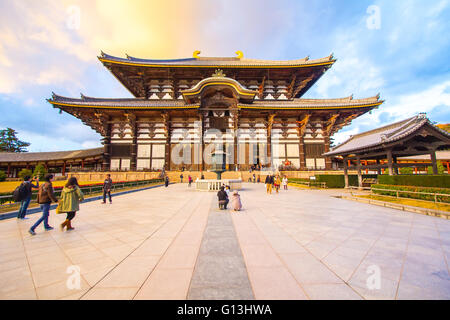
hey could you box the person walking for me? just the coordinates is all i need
[180,174,184,183]
[29,174,57,235]
[265,174,273,194]
[282,176,288,190]
[274,175,281,194]
[58,177,84,231]
[230,191,242,211]
[17,175,39,219]
[102,174,113,204]
[188,175,192,187]
[165,175,169,187]
[201,173,205,180]
[217,186,229,210]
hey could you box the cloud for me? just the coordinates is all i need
[332,80,450,145]
[0,0,449,153]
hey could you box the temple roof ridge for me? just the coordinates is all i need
[98,51,336,67]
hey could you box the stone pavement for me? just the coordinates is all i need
[0,183,449,300]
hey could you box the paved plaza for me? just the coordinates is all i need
[1,183,450,300]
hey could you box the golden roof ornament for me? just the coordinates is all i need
[193,50,201,59]
[235,50,244,59]
[212,69,226,77]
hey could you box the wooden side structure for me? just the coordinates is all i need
[0,148,103,178]
[324,114,450,188]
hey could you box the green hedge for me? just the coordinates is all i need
[315,175,378,188]
[378,175,450,188]
[372,184,450,203]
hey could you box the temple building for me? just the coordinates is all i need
[47,51,384,172]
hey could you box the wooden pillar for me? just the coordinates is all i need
[357,157,363,189]
[102,123,111,171]
[266,114,275,169]
[130,122,138,171]
[299,137,306,170]
[163,112,171,171]
[267,131,272,169]
[232,111,238,171]
[81,159,85,170]
[430,150,438,175]
[414,167,418,174]
[343,156,349,188]
[62,161,66,176]
[324,136,332,170]
[7,163,10,178]
[376,159,382,175]
[365,160,369,174]
[387,150,394,176]
[393,156,399,175]
[446,162,450,174]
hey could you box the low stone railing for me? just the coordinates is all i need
[196,179,242,192]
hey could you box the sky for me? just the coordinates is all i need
[0,0,449,152]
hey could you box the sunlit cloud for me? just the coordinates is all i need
[0,0,448,151]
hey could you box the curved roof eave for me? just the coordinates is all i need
[98,52,336,69]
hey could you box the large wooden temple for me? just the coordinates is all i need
[48,51,384,172]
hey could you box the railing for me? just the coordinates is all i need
[196,179,242,192]
[0,179,163,208]
[371,187,450,204]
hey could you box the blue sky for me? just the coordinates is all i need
[0,0,449,152]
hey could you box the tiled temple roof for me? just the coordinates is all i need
[324,114,450,156]
[240,95,382,109]
[0,148,103,163]
[48,93,382,110]
[98,52,336,68]
[48,93,200,109]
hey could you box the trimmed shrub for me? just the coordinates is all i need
[316,175,345,188]
[378,175,450,188]
[315,174,378,188]
[372,184,450,203]
[18,169,33,179]
[0,170,6,182]
[32,164,47,180]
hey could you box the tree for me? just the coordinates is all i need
[33,164,47,180]
[0,128,30,153]
[18,169,33,179]
[0,170,5,182]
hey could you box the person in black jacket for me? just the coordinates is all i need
[102,174,113,204]
[265,174,274,194]
[17,175,39,219]
[165,175,169,187]
[217,186,229,210]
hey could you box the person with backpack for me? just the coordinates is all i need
[57,177,84,231]
[180,173,184,183]
[16,175,39,219]
[29,174,57,235]
[102,174,113,204]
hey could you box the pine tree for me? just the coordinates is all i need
[0,128,30,152]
